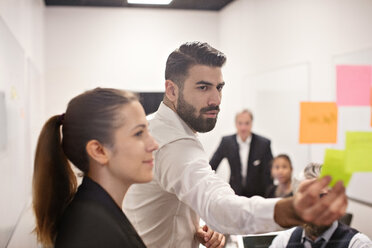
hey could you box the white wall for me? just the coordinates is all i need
[218,0,372,237]
[45,7,219,116]
[0,0,44,73]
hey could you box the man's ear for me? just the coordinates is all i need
[165,80,179,102]
[86,140,110,165]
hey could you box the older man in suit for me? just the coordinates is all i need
[210,109,273,197]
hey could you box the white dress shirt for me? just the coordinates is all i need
[270,221,372,248]
[236,135,251,185]
[123,103,280,248]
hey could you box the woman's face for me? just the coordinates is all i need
[107,101,158,185]
[271,157,292,185]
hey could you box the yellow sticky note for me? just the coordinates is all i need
[345,132,372,173]
[10,86,18,100]
[321,149,352,187]
[299,102,338,143]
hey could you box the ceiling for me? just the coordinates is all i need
[44,0,235,11]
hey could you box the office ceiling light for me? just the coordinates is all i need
[128,0,173,5]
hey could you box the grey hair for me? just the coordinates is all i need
[293,162,323,193]
[235,109,253,122]
[303,163,323,179]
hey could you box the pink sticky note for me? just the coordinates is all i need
[336,65,372,106]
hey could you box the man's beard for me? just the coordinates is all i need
[303,223,330,239]
[176,92,219,133]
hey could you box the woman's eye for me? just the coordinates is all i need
[135,131,143,137]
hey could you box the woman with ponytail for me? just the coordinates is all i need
[32,88,158,247]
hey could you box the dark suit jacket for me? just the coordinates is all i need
[55,177,146,248]
[265,184,293,198]
[210,133,273,197]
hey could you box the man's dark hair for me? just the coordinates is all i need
[165,41,226,89]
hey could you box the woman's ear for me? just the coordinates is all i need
[165,80,179,102]
[86,140,110,165]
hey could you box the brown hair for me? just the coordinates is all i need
[165,41,226,90]
[32,88,138,247]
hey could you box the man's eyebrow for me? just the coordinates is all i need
[195,81,213,86]
[195,81,225,86]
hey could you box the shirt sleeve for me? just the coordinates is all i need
[155,138,282,235]
[349,233,372,248]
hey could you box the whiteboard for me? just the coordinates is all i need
[333,48,372,206]
[0,92,6,151]
[0,17,30,248]
[242,58,372,206]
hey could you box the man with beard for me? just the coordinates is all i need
[270,163,371,248]
[123,42,348,248]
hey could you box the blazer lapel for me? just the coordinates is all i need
[232,134,242,168]
[247,133,256,167]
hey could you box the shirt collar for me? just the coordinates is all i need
[302,221,338,244]
[155,102,197,138]
[236,134,252,146]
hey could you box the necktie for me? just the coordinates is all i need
[310,238,325,248]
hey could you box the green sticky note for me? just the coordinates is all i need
[321,149,352,187]
[345,131,372,173]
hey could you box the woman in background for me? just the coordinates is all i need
[265,154,293,198]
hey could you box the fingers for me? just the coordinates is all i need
[296,180,347,225]
[195,226,208,244]
[205,232,225,248]
[306,181,347,226]
[198,225,225,248]
[203,225,213,242]
[297,178,318,193]
[217,234,226,248]
[196,225,214,245]
[295,177,331,210]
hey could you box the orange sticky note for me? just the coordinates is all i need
[299,102,338,143]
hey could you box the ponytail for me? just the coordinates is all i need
[32,115,77,247]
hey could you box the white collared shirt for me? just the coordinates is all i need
[270,221,372,248]
[236,135,252,185]
[123,103,281,248]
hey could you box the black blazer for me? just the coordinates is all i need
[210,133,273,197]
[55,177,146,248]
